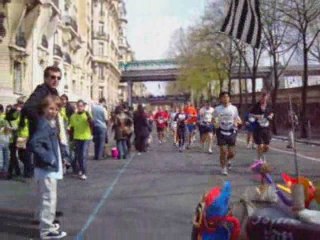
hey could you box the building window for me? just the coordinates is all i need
[98,65,104,79]
[98,22,104,34]
[98,42,104,56]
[13,61,22,93]
[99,87,104,99]
[72,80,76,93]
[99,0,104,16]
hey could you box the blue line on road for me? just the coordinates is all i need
[75,154,135,240]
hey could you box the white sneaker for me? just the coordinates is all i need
[221,167,228,176]
[227,162,232,170]
[41,231,67,239]
[208,148,213,154]
[53,223,60,231]
[260,155,267,163]
[79,174,87,180]
[137,152,142,156]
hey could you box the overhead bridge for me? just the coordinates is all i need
[120,59,320,105]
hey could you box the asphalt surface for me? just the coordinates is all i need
[0,133,320,240]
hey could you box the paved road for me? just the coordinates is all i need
[0,134,319,240]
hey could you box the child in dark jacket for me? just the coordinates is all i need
[28,96,67,240]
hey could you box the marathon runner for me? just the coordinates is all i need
[214,92,242,176]
[250,92,274,162]
[170,106,179,146]
[154,106,169,144]
[184,102,198,149]
[199,101,215,154]
[174,105,187,152]
[244,112,257,149]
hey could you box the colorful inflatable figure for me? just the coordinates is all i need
[250,160,293,206]
[192,181,240,240]
[278,173,317,208]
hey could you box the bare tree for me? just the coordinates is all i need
[234,41,266,105]
[261,0,300,134]
[279,0,320,138]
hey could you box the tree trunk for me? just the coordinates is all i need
[271,53,279,135]
[251,50,257,104]
[244,67,249,111]
[300,37,309,138]
[251,67,257,104]
[228,69,232,94]
[219,78,223,93]
[239,56,243,113]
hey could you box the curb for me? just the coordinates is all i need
[272,136,320,146]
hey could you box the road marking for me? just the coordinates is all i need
[238,139,320,162]
[75,154,135,240]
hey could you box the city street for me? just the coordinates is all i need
[0,134,319,240]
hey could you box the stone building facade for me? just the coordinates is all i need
[0,0,131,107]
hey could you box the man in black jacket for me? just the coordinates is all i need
[21,66,61,138]
[22,66,63,223]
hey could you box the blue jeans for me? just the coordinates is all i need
[74,140,90,175]
[93,126,106,160]
[0,144,9,172]
[116,140,128,159]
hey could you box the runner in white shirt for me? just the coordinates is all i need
[213,92,242,176]
[199,101,215,153]
[169,106,179,146]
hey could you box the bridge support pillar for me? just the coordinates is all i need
[128,80,133,107]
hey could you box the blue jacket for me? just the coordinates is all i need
[28,117,60,172]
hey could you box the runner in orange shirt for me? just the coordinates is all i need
[184,102,198,149]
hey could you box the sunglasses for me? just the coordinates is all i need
[50,75,61,80]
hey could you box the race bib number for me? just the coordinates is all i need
[258,118,269,127]
[219,115,234,130]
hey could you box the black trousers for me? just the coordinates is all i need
[8,143,21,176]
[18,148,33,178]
[127,133,133,152]
[135,135,147,152]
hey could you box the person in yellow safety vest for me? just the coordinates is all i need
[6,103,23,179]
[17,114,33,178]
[0,104,10,176]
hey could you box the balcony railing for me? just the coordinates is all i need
[16,34,26,48]
[54,44,63,58]
[63,15,78,32]
[93,31,109,41]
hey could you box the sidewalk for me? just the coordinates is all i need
[272,135,320,146]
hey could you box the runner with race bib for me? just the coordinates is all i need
[214,92,242,176]
[174,105,188,152]
[170,106,179,146]
[250,92,274,162]
[154,106,169,144]
[184,102,198,149]
[199,101,215,154]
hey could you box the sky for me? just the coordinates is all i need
[126,0,208,95]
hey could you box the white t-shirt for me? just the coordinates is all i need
[214,104,239,131]
[199,107,214,123]
[170,112,178,122]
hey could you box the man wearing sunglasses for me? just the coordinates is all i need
[22,66,61,138]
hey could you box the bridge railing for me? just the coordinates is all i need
[120,59,178,71]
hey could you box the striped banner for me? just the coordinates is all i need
[221,0,262,48]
